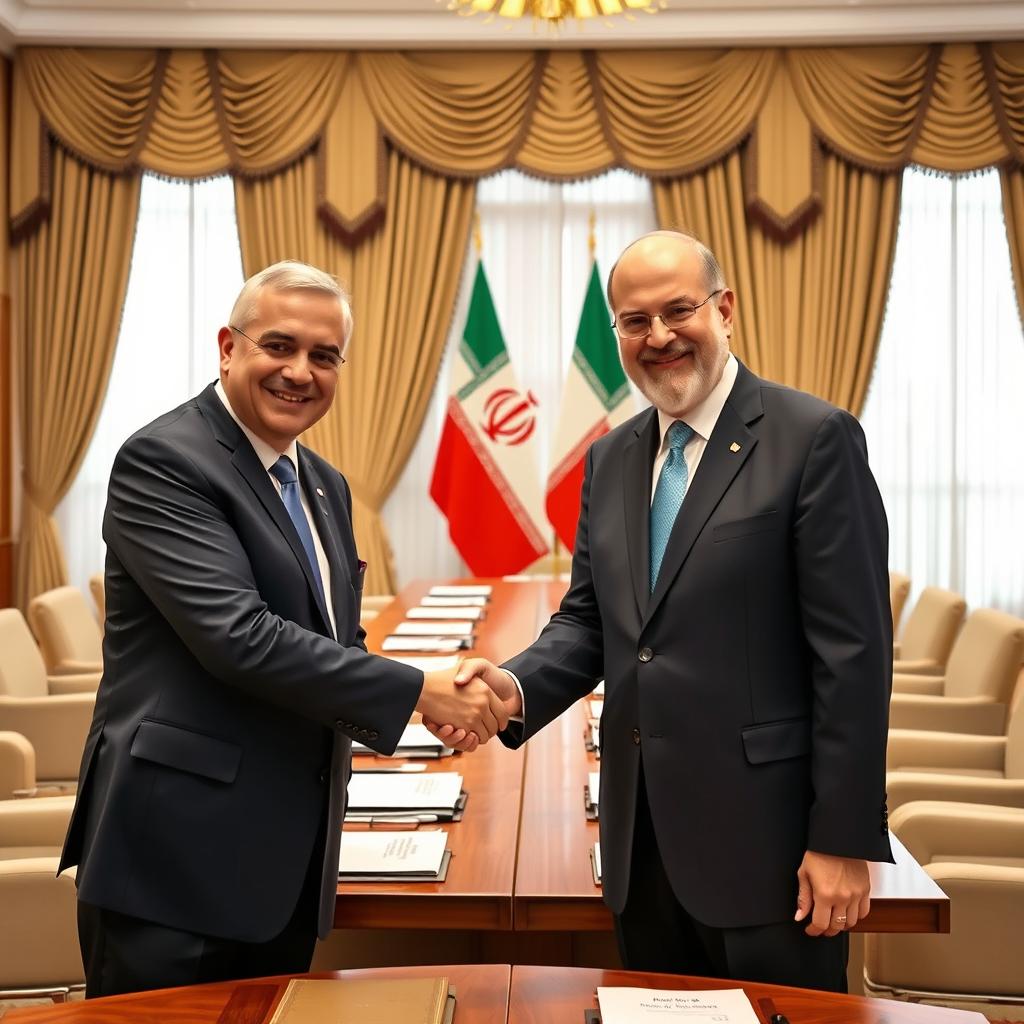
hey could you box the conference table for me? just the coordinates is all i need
[1,965,986,1023]
[335,577,949,938]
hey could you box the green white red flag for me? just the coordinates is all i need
[546,261,634,551]
[430,262,549,575]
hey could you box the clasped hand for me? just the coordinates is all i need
[415,658,522,752]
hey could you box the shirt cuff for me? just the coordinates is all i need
[502,668,525,723]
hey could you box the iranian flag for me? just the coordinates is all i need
[546,261,634,551]
[430,262,549,575]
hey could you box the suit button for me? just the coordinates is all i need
[632,728,641,745]
[638,647,653,663]
[367,731,379,741]
[319,770,327,784]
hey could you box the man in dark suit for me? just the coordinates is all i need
[432,232,893,990]
[60,261,508,997]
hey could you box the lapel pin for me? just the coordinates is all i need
[316,487,325,497]
[729,442,742,453]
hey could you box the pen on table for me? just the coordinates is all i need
[757,996,790,1024]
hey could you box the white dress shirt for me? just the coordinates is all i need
[215,380,337,638]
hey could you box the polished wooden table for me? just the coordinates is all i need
[0,965,510,1023]
[507,965,986,1023]
[514,698,951,933]
[334,579,540,931]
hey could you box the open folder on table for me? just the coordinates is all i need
[345,771,466,823]
[352,723,455,759]
[338,829,451,881]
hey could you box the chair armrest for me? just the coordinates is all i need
[886,730,1005,772]
[886,771,1024,810]
[0,695,94,781]
[0,732,36,800]
[865,864,1024,995]
[50,659,102,676]
[0,794,75,845]
[891,674,945,696]
[891,658,944,676]
[890,801,1024,862]
[888,695,1006,735]
[47,672,101,694]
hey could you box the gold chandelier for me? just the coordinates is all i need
[445,0,666,24]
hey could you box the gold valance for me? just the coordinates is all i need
[10,42,1024,245]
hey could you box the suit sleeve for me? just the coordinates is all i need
[501,445,605,747]
[794,409,894,862]
[104,431,422,754]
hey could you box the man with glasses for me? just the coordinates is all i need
[433,231,893,990]
[61,260,508,996]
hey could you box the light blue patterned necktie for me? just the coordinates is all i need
[649,420,695,592]
[270,455,326,607]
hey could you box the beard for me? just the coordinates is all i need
[625,339,728,418]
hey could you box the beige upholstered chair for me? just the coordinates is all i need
[864,802,1024,1007]
[888,609,1024,735]
[0,795,84,1000]
[0,610,96,785]
[88,573,105,622]
[0,732,36,801]
[360,594,394,623]
[889,571,911,636]
[27,586,103,675]
[886,679,1024,811]
[892,586,966,674]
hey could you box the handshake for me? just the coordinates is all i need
[415,659,523,752]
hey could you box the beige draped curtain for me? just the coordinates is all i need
[234,147,474,594]
[7,42,1024,599]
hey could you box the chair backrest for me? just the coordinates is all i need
[0,609,50,698]
[889,572,911,635]
[27,586,103,671]
[89,573,105,621]
[1005,671,1024,780]
[898,586,966,664]
[944,609,1024,704]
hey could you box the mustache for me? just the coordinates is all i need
[638,346,691,364]
[264,376,316,396]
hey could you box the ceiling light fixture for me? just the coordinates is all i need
[445,0,666,26]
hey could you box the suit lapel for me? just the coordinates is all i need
[644,363,763,627]
[622,408,660,620]
[298,449,354,636]
[196,385,333,636]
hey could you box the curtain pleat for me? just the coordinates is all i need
[234,145,474,594]
[13,145,141,608]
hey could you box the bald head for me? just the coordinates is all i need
[606,231,725,311]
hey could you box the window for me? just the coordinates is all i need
[55,174,244,595]
[860,167,1024,615]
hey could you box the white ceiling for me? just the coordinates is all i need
[0,0,1022,55]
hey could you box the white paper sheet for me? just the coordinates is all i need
[406,606,483,620]
[428,585,493,597]
[597,987,760,1024]
[588,699,603,719]
[383,655,461,672]
[351,723,447,756]
[381,636,465,653]
[589,771,600,805]
[420,595,488,607]
[338,830,447,876]
[394,621,474,636]
[347,772,463,812]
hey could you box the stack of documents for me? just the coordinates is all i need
[590,842,602,885]
[406,605,484,621]
[584,770,600,820]
[269,977,454,1024]
[427,584,492,599]
[346,771,466,823]
[596,987,759,1023]
[352,723,455,759]
[338,830,450,881]
[585,720,600,756]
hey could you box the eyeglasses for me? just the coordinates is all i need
[230,325,346,371]
[612,290,724,340]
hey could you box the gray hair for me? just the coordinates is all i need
[606,231,727,309]
[229,260,353,341]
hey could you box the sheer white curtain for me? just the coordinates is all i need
[860,167,1024,616]
[382,169,656,588]
[56,174,244,596]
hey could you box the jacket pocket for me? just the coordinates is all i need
[130,719,241,784]
[713,511,778,542]
[741,717,810,765]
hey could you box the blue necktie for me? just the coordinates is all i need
[269,455,326,607]
[649,420,695,592]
